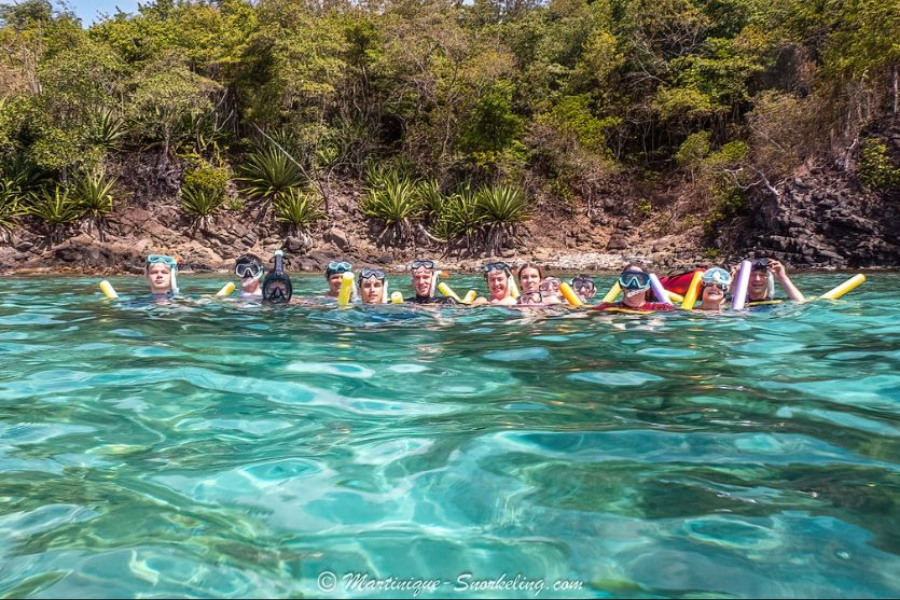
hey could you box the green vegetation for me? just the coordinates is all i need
[180,164,229,229]
[0,0,895,250]
[274,188,323,236]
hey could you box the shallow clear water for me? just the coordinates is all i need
[1,273,899,599]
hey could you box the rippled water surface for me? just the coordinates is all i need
[1,273,899,599]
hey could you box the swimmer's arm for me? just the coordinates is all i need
[771,261,806,302]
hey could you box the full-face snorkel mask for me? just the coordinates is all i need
[262,250,292,304]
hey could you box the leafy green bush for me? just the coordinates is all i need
[28,185,84,244]
[239,145,306,209]
[274,188,324,236]
[73,169,117,240]
[858,139,900,191]
[0,178,25,239]
[181,165,229,227]
[361,175,422,246]
[475,184,529,254]
[430,185,484,253]
[90,109,127,152]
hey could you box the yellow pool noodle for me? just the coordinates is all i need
[602,282,622,304]
[99,280,119,300]
[667,291,685,304]
[680,271,704,311]
[559,282,584,307]
[821,274,866,300]
[391,291,404,304]
[438,282,463,303]
[215,282,235,297]
[337,271,355,307]
[462,290,477,304]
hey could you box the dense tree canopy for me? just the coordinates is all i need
[0,0,897,244]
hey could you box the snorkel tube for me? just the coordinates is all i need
[731,260,752,310]
[169,260,180,296]
[262,250,292,305]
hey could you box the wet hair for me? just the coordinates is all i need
[622,262,645,273]
[517,262,544,280]
[236,253,263,267]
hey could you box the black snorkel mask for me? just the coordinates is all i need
[262,250,292,304]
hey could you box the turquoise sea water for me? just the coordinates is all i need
[1,273,899,599]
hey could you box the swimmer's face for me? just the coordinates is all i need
[703,284,726,306]
[539,278,560,298]
[519,267,541,293]
[147,263,172,294]
[412,267,433,297]
[360,277,384,304]
[749,268,769,296]
[487,270,509,299]
[328,273,344,295]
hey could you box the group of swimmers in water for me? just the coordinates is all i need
[130,250,828,313]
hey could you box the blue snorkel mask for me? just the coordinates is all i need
[618,270,651,292]
[702,267,732,290]
[146,254,179,294]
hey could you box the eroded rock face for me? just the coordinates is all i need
[736,169,900,268]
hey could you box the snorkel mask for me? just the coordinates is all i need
[702,267,732,290]
[235,254,264,284]
[325,261,352,279]
[262,250,292,304]
[618,270,651,296]
[358,268,388,303]
[146,254,179,294]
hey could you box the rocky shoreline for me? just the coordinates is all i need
[2,159,899,277]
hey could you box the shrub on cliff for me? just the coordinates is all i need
[180,165,229,230]
[28,185,83,245]
[858,139,900,192]
[72,169,117,242]
[274,188,323,238]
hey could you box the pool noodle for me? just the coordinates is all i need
[820,274,866,300]
[731,260,752,310]
[649,274,674,306]
[681,270,704,311]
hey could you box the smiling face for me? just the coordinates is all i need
[487,270,509,300]
[749,268,769,299]
[412,267,434,297]
[519,267,541,293]
[147,263,172,294]
[360,277,384,304]
[327,273,344,296]
[701,284,726,309]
